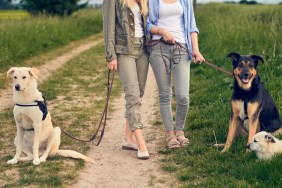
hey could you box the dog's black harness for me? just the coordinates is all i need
[15,97,48,122]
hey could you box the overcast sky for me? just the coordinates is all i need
[198,0,280,4]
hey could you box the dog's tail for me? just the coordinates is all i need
[56,150,95,164]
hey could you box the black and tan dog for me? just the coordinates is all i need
[221,52,282,153]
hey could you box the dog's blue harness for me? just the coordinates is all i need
[15,98,48,121]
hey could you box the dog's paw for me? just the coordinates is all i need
[7,158,18,164]
[220,148,228,153]
[40,156,47,163]
[33,157,41,165]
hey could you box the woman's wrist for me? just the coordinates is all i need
[157,28,162,35]
[192,48,200,54]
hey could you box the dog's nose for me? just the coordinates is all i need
[246,144,250,149]
[243,73,249,77]
[15,84,20,91]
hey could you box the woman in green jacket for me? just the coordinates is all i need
[102,0,149,159]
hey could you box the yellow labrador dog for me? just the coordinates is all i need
[247,131,282,160]
[7,67,94,165]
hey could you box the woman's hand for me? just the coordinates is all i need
[192,51,205,64]
[107,59,118,71]
[159,29,175,44]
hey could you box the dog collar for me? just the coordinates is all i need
[15,99,48,121]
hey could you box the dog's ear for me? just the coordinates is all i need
[29,68,39,80]
[7,67,16,77]
[227,52,241,67]
[251,55,264,67]
[265,134,276,143]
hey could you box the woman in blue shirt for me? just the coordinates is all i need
[147,0,205,148]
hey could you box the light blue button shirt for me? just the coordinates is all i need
[147,0,199,60]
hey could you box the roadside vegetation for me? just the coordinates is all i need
[158,3,282,187]
[0,8,102,89]
[0,10,29,19]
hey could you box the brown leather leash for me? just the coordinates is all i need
[146,38,233,77]
[52,69,114,146]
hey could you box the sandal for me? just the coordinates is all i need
[176,132,189,148]
[166,135,181,149]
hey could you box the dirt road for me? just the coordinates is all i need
[72,67,176,188]
[0,38,177,187]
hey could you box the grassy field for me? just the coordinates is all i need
[0,8,102,89]
[158,3,282,187]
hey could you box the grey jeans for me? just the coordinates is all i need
[149,43,191,131]
[117,38,149,131]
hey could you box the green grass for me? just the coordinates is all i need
[0,8,102,76]
[158,3,282,187]
[0,43,121,187]
[0,10,29,19]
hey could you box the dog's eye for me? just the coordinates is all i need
[22,76,26,79]
[14,76,17,79]
[249,64,254,68]
[254,139,258,143]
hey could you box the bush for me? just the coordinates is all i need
[24,0,80,16]
[239,0,258,4]
[0,0,14,9]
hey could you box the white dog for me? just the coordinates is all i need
[247,131,282,160]
[7,67,94,165]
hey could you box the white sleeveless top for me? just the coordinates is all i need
[130,3,144,38]
[153,0,186,43]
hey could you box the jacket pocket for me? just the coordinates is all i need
[115,37,127,54]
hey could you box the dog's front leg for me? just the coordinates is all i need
[40,127,61,162]
[247,103,260,151]
[221,116,239,153]
[32,121,42,165]
[247,118,259,150]
[7,125,24,164]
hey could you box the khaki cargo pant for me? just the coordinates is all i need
[117,38,149,131]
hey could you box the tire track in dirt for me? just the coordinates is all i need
[0,39,103,111]
[72,67,177,188]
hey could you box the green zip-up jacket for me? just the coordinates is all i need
[102,0,147,62]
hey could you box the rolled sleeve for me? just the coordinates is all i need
[146,22,154,35]
[189,1,199,34]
